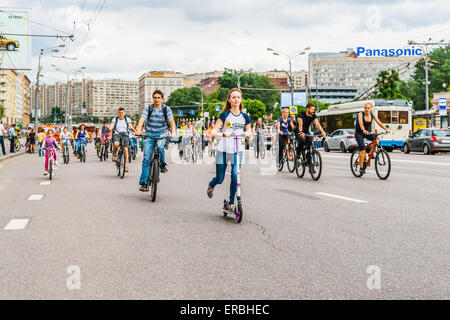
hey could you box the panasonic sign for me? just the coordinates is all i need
[356,46,423,57]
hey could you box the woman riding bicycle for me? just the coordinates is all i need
[276,108,295,167]
[60,127,71,151]
[355,102,391,174]
[183,120,197,161]
[206,88,251,212]
[75,124,88,160]
[43,129,61,176]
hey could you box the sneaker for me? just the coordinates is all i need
[112,155,117,162]
[207,184,214,199]
[160,166,168,173]
[139,184,149,192]
[225,201,235,212]
[360,168,366,174]
[43,171,48,176]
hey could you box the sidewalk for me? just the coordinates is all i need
[0,137,28,162]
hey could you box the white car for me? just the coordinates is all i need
[323,129,358,153]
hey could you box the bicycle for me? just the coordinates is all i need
[95,138,101,157]
[114,133,128,179]
[14,138,21,152]
[99,137,109,162]
[295,134,323,181]
[139,134,177,202]
[62,140,70,164]
[253,129,266,159]
[222,132,244,223]
[208,137,217,157]
[76,138,87,163]
[278,133,296,173]
[350,132,391,180]
[44,147,58,180]
[186,136,197,163]
[196,137,203,159]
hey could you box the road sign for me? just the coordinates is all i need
[408,101,413,109]
[290,106,298,115]
[439,98,447,116]
[178,110,183,116]
[215,106,221,112]
[190,110,195,115]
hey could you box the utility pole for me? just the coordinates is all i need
[34,50,43,133]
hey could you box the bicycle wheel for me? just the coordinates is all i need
[100,145,104,162]
[49,159,53,180]
[119,151,125,179]
[192,146,197,163]
[277,148,285,171]
[375,149,391,180]
[117,150,122,176]
[82,147,86,163]
[309,150,322,181]
[15,141,21,152]
[260,143,266,159]
[254,142,259,159]
[350,149,363,178]
[295,156,306,178]
[150,160,159,202]
[286,147,296,173]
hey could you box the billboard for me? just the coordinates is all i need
[0,8,31,70]
[281,92,307,108]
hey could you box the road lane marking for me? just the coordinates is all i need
[40,181,51,185]
[27,194,44,201]
[392,159,450,166]
[316,192,368,203]
[4,219,30,230]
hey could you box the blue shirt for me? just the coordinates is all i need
[9,127,15,137]
[278,117,292,135]
[141,104,173,135]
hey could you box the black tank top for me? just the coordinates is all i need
[355,112,373,134]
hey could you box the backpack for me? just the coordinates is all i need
[113,116,130,134]
[354,111,374,127]
[147,104,169,128]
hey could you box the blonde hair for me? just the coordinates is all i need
[221,88,243,113]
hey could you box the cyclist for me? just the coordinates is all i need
[177,121,186,158]
[183,120,197,161]
[206,88,251,212]
[135,90,177,192]
[130,122,138,156]
[75,124,89,160]
[275,108,295,167]
[253,117,268,152]
[355,102,391,174]
[296,103,327,162]
[43,128,61,176]
[28,128,36,154]
[60,127,71,153]
[110,107,134,172]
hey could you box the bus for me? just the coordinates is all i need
[316,99,412,151]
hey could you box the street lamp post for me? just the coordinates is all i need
[314,68,328,110]
[236,68,253,90]
[267,47,310,108]
[33,45,65,132]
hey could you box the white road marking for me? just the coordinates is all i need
[392,159,450,166]
[40,181,51,185]
[316,192,368,203]
[4,219,30,230]
[27,194,44,201]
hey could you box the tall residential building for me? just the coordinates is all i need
[139,71,184,112]
[308,48,418,103]
[89,79,139,118]
[0,70,31,125]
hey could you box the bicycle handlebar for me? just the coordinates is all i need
[136,134,179,143]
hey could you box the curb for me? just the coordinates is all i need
[0,151,26,162]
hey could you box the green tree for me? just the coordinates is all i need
[206,87,229,102]
[166,87,202,106]
[0,104,4,120]
[205,99,224,118]
[243,99,266,121]
[373,70,406,100]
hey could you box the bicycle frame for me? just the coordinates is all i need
[356,138,379,167]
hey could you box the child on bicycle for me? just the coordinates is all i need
[206,88,251,212]
[43,129,61,176]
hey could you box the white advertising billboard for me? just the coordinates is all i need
[0,8,32,70]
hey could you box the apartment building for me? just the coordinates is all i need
[0,70,31,125]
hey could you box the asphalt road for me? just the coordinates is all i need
[0,143,449,299]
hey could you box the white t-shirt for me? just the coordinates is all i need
[217,111,251,153]
[112,117,131,134]
[0,123,5,135]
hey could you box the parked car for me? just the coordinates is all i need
[323,129,358,153]
[403,128,450,155]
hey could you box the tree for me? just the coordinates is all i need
[217,69,280,114]
[206,87,229,102]
[205,99,224,118]
[0,104,4,120]
[373,70,406,100]
[166,87,202,106]
[243,99,266,121]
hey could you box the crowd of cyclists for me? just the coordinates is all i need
[30,87,390,217]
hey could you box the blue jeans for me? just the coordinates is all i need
[77,139,86,157]
[130,138,138,154]
[139,133,167,185]
[209,151,242,204]
[38,142,44,157]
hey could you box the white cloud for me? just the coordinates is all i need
[7,0,449,84]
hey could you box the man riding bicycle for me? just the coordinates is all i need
[135,90,177,192]
[110,107,134,172]
[296,103,326,161]
[100,121,111,150]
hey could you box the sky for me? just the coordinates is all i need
[2,0,450,84]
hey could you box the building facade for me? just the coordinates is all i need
[0,70,31,126]
[308,48,418,103]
